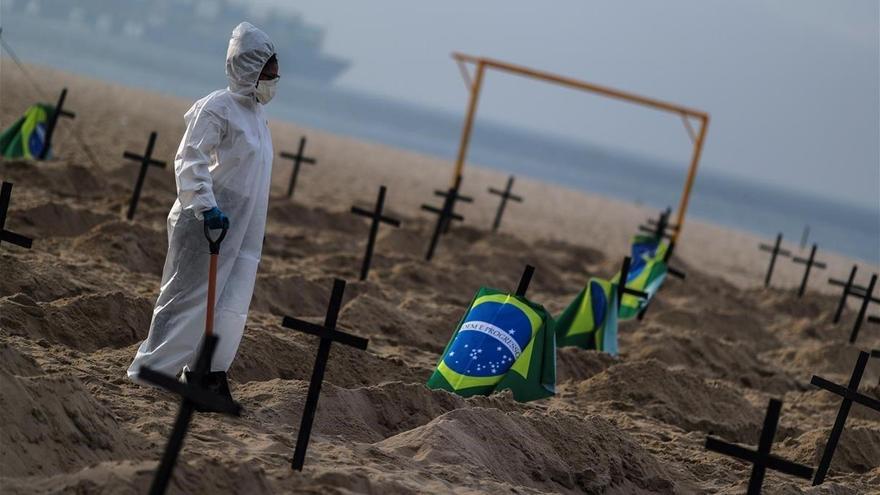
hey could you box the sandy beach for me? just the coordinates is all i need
[1,63,879,494]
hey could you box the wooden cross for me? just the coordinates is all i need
[136,335,242,495]
[487,175,523,232]
[791,243,826,297]
[618,256,650,308]
[123,131,167,220]
[37,88,76,160]
[280,136,317,199]
[872,349,880,386]
[515,264,535,297]
[799,224,810,249]
[846,273,877,344]
[350,185,401,281]
[280,279,369,471]
[434,175,472,234]
[421,180,466,262]
[705,398,813,494]
[0,182,33,249]
[810,351,880,485]
[830,266,861,323]
[640,207,676,241]
[759,233,791,288]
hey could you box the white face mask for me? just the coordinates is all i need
[255,77,278,104]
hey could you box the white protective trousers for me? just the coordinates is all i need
[128,22,275,379]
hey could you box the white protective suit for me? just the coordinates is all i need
[128,22,275,380]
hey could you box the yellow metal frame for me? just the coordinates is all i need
[451,52,710,245]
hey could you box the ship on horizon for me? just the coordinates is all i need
[3,0,351,86]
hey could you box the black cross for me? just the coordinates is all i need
[0,181,33,249]
[846,273,877,344]
[37,88,76,160]
[636,241,687,321]
[759,233,791,288]
[515,264,535,297]
[618,256,650,309]
[872,349,880,386]
[640,207,676,241]
[810,351,880,485]
[280,279,369,471]
[799,224,810,249]
[123,131,167,220]
[136,335,242,495]
[791,243,826,297]
[280,136,317,199]
[705,398,813,495]
[350,185,401,281]
[828,268,880,342]
[421,178,467,261]
[488,175,523,232]
[434,175,472,234]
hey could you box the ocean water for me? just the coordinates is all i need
[2,15,878,264]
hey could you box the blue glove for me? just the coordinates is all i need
[203,207,230,230]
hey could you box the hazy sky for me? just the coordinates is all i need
[241,0,878,209]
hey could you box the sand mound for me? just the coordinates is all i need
[268,200,363,234]
[789,425,880,477]
[376,407,686,493]
[12,201,113,239]
[0,252,111,303]
[623,327,798,394]
[0,159,110,199]
[0,370,144,477]
[239,380,490,444]
[765,342,877,383]
[556,348,619,383]
[339,292,451,351]
[250,272,366,318]
[71,221,167,275]
[0,338,44,377]
[230,325,428,387]
[0,458,274,495]
[0,291,152,352]
[578,359,763,442]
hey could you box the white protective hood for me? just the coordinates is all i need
[225,22,276,96]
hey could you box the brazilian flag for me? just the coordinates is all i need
[0,104,52,158]
[554,278,620,355]
[615,234,669,319]
[426,287,555,402]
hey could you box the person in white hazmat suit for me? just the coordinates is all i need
[127,22,278,405]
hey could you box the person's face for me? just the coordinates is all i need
[260,56,279,81]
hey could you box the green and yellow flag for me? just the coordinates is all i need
[615,234,669,319]
[0,104,53,159]
[426,287,556,402]
[554,278,620,355]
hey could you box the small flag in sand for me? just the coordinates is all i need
[280,279,369,471]
[426,266,555,402]
[555,256,649,355]
[616,239,669,319]
[123,131,167,220]
[279,136,316,200]
[0,181,33,249]
[810,351,880,485]
[705,398,813,495]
